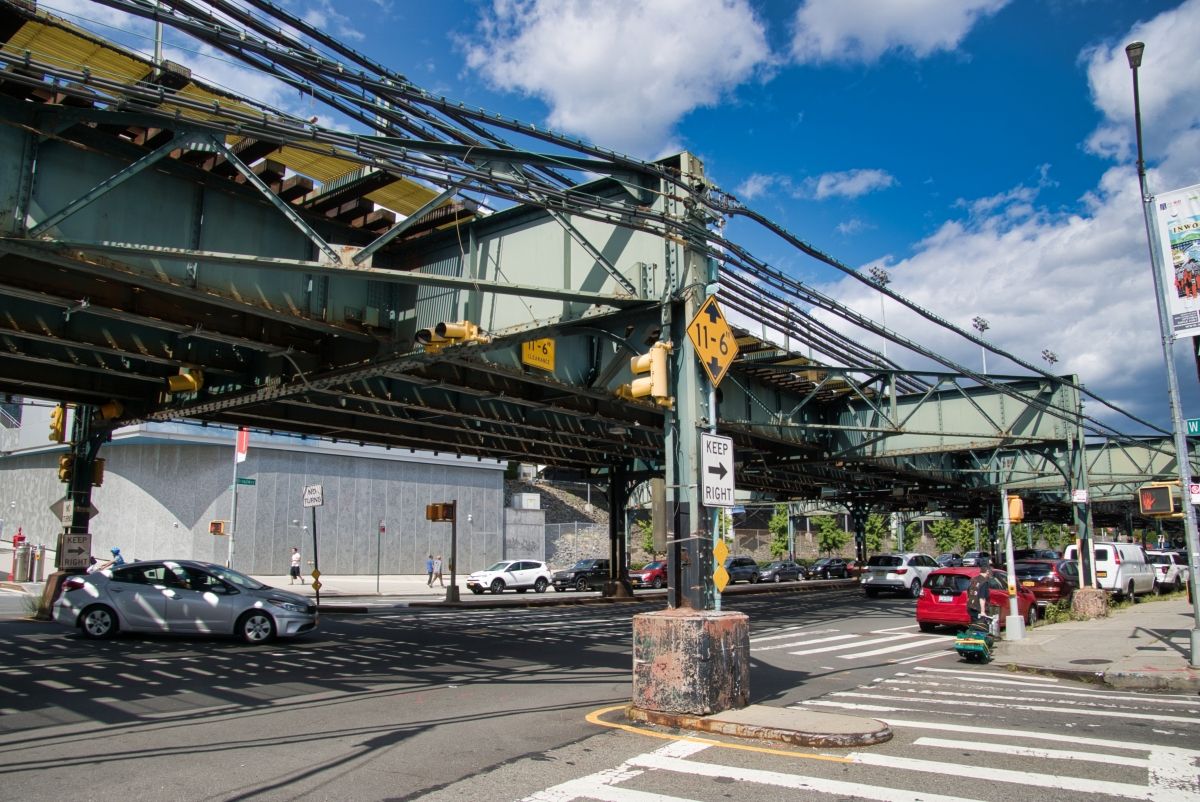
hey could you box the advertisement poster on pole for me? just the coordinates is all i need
[1153,182,1200,337]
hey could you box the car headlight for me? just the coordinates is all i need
[269,598,308,613]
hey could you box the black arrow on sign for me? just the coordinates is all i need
[708,355,722,376]
[707,463,728,480]
[67,546,85,556]
[705,301,722,324]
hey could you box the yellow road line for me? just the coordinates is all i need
[585,704,853,763]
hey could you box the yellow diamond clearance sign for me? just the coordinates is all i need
[687,296,738,386]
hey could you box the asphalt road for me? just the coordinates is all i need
[2,587,1195,801]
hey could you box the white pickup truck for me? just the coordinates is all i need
[1063,541,1155,600]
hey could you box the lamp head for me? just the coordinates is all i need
[1125,41,1144,69]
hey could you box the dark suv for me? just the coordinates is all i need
[724,556,760,584]
[552,558,610,592]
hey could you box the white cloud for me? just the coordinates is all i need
[790,0,1009,64]
[461,0,773,157]
[811,169,896,199]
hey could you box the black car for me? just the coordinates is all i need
[809,557,849,579]
[552,558,610,592]
[758,560,806,583]
[724,556,761,584]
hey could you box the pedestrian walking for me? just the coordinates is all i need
[425,554,434,586]
[433,554,444,587]
[290,547,303,585]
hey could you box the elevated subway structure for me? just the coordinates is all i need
[0,1,1191,603]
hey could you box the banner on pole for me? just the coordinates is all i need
[1153,183,1200,338]
[235,427,249,463]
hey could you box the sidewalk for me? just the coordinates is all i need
[994,597,1200,692]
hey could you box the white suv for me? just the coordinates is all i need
[466,560,552,594]
[1147,550,1188,594]
[861,552,941,598]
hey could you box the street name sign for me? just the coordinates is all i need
[236,477,257,486]
[687,296,739,387]
[701,432,735,508]
[1188,418,1200,436]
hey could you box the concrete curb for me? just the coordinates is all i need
[626,704,893,748]
[1000,661,1200,693]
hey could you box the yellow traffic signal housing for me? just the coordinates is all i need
[426,502,455,522]
[1138,482,1180,517]
[415,321,491,354]
[166,369,203,393]
[620,341,673,408]
[1006,494,1024,523]
[56,454,74,483]
[92,458,106,487]
[48,404,66,442]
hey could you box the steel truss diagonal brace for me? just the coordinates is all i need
[203,135,342,265]
[28,132,203,236]
[542,204,639,296]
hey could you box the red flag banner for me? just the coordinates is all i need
[235,427,249,463]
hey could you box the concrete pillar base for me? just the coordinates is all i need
[36,570,72,621]
[632,608,749,716]
[604,580,634,598]
[1072,587,1108,619]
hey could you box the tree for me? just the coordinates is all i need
[635,518,654,556]
[813,515,849,554]
[864,513,889,554]
[768,504,790,557]
[929,518,974,555]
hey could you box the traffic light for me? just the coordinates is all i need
[209,520,226,535]
[1138,482,1180,517]
[56,454,74,483]
[426,502,455,522]
[1006,494,1024,523]
[48,404,66,442]
[415,321,491,354]
[92,458,105,487]
[166,369,203,393]
[619,341,673,408]
[97,400,124,420]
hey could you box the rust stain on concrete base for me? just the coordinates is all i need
[632,608,750,715]
[625,705,893,748]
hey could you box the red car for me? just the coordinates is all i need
[915,567,1038,632]
[629,561,666,589]
[1013,559,1080,607]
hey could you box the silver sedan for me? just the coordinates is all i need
[53,559,318,644]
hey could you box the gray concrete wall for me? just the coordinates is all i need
[0,431,507,575]
[503,508,547,562]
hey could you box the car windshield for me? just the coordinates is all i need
[571,560,597,569]
[204,565,269,590]
[867,555,902,567]
[926,573,970,593]
[641,562,664,570]
[1147,554,1171,564]
[764,562,786,569]
[485,561,514,572]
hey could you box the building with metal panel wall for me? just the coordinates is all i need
[1,411,512,575]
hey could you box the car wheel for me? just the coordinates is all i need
[652,577,663,589]
[490,578,505,594]
[1127,580,1137,603]
[1025,604,1037,627]
[749,574,759,584]
[237,610,276,644]
[918,622,937,633]
[470,587,483,595]
[909,579,922,598]
[576,577,589,592]
[1176,577,1185,593]
[773,574,782,583]
[534,578,548,593]
[79,604,118,639]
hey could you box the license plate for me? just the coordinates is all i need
[1021,580,1035,587]
[1096,570,1107,578]
[939,595,953,603]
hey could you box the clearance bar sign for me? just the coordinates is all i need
[688,296,738,387]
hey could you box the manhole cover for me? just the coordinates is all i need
[1069,658,1112,665]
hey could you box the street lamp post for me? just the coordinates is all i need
[869,266,890,359]
[1126,41,1200,669]
[972,316,990,374]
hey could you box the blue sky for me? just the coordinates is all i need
[47,0,1200,434]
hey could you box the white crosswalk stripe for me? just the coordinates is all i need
[749,624,954,664]
[519,664,1200,801]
